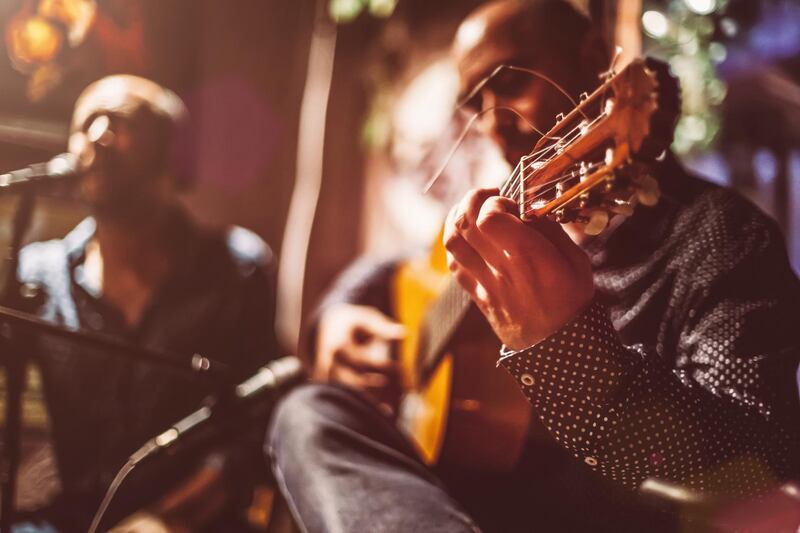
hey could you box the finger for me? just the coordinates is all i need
[312,358,331,382]
[336,343,398,373]
[448,259,487,304]
[475,196,554,256]
[312,345,336,381]
[443,189,494,252]
[526,216,591,271]
[445,188,498,241]
[330,361,392,390]
[353,308,406,343]
[451,264,495,317]
[477,195,581,265]
[451,187,499,226]
[445,235,493,285]
[451,188,505,263]
[445,190,511,279]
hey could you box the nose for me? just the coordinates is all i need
[478,89,498,133]
[478,88,515,147]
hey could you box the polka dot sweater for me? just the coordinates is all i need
[499,167,800,497]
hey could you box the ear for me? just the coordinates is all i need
[578,27,611,92]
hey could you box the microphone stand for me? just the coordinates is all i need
[0,305,232,381]
[0,190,36,533]
[0,191,228,531]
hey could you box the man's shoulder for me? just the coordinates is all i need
[18,238,69,283]
[675,178,782,247]
[218,225,275,276]
[18,218,95,284]
[661,176,789,278]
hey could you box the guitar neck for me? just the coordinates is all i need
[416,174,520,378]
[417,279,471,379]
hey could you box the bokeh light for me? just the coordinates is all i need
[642,11,669,39]
[684,0,717,16]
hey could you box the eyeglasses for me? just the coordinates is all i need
[460,67,536,113]
[458,64,579,116]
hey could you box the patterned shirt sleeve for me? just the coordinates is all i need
[498,299,799,496]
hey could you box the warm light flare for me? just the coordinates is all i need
[38,0,97,45]
[6,15,64,69]
[5,0,99,100]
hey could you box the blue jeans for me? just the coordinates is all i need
[267,383,674,533]
[267,383,479,532]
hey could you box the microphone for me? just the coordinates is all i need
[0,153,79,193]
[129,355,304,463]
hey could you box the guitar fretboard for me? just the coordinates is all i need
[416,173,520,379]
[417,278,472,379]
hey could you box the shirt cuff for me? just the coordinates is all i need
[497,298,635,406]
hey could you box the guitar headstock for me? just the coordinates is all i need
[515,58,680,235]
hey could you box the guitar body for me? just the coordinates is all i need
[393,230,532,472]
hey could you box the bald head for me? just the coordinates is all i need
[453,0,607,100]
[451,0,609,164]
[71,75,187,135]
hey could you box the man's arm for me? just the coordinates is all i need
[499,297,799,495]
[444,187,800,497]
[307,257,400,345]
[307,257,407,409]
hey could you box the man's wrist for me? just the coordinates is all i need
[497,297,635,403]
[498,298,603,362]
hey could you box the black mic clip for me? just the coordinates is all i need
[130,355,304,464]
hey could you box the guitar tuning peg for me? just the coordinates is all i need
[636,175,661,206]
[609,200,634,217]
[583,210,609,236]
[553,208,580,224]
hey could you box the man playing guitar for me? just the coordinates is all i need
[268,1,800,531]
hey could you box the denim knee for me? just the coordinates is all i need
[266,383,347,463]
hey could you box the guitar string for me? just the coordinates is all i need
[457,64,588,121]
[426,61,591,194]
[503,110,610,202]
[429,97,601,204]
[503,93,616,204]
[518,161,605,210]
[423,105,558,194]
[500,121,587,196]
[501,108,603,195]
[500,123,605,203]
[530,160,604,196]
[439,55,619,207]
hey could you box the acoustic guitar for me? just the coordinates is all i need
[394,57,681,472]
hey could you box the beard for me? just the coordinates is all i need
[83,168,169,226]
